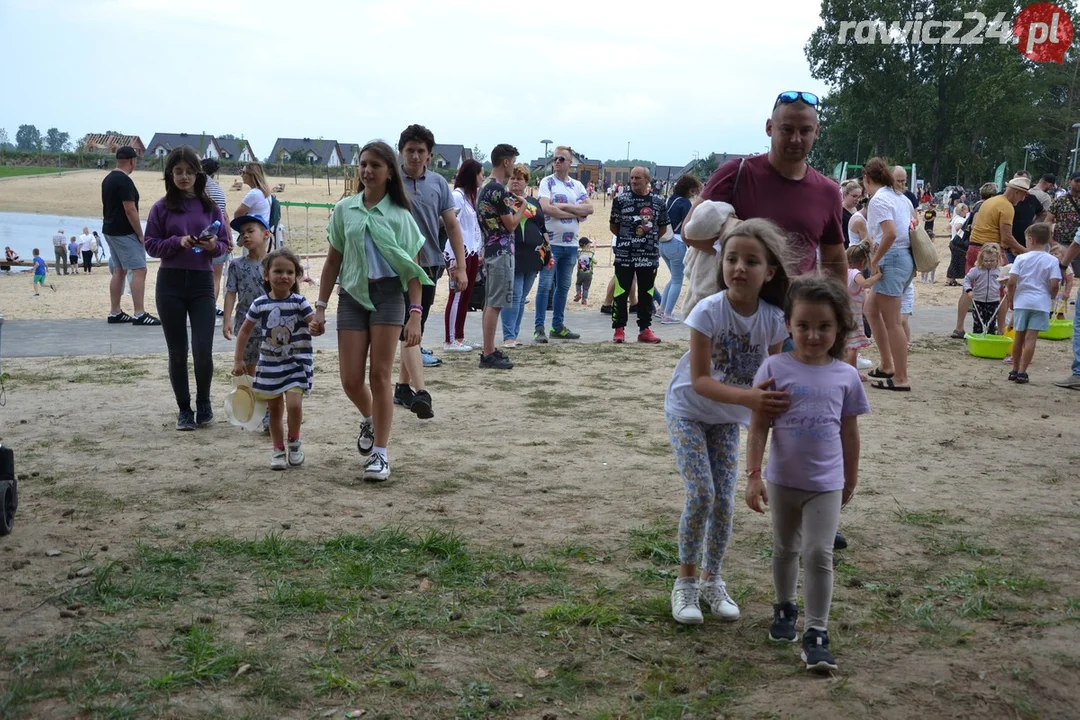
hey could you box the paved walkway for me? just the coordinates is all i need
[1,304,959,358]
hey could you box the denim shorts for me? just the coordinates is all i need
[213,250,233,267]
[1013,308,1050,332]
[875,247,915,298]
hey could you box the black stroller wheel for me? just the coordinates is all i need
[0,480,13,536]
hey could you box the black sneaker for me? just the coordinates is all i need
[533,328,548,344]
[409,389,434,419]
[833,531,848,550]
[195,401,214,427]
[600,305,612,315]
[108,311,134,324]
[176,410,196,431]
[356,417,375,456]
[132,312,161,326]
[801,628,838,673]
[769,602,799,643]
[479,350,514,370]
[215,307,224,317]
[393,383,415,408]
[550,326,580,340]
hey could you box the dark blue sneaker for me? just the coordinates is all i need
[801,627,838,673]
[769,601,799,643]
[176,410,196,431]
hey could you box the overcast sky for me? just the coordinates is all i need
[1,0,826,166]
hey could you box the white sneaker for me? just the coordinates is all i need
[660,313,681,325]
[288,440,304,467]
[670,580,704,625]
[700,578,740,620]
[444,340,473,353]
[270,449,287,471]
[356,418,374,456]
[363,453,390,482]
[856,355,873,370]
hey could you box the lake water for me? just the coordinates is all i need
[0,212,149,268]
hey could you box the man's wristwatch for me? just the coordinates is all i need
[314,300,328,309]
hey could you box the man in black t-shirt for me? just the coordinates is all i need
[1010,170,1046,262]
[101,146,159,326]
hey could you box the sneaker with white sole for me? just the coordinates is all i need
[700,578,740,620]
[769,601,799,642]
[270,449,288,470]
[660,313,681,325]
[801,627,838,673]
[356,418,375,456]
[856,354,873,370]
[444,340,473,353]
[363,453,390,482]
[288,440,304,467]
[670,579,704,625]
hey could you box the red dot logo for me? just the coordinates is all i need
[1013,2,1074,63]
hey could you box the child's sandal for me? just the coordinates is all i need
[1015,372,1030,384]
[1008,370,1018,382]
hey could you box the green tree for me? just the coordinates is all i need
[218,133,237,140]
[45,127,70,153]
[15,124,40,151]
[0,128,8,154]
[472,145,487,164]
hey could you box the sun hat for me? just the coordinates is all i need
[224,375,267,431]
[1005,177,1031,192]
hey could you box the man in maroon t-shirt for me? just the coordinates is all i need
[690,92,848,283]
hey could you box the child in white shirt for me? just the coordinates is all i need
[1006,223,1061,384]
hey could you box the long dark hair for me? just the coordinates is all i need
[714,218,795,309]
[784,275,856,360]
[163,147,214,213]
[359,141,411,212]
[672,174,701,198]
[454,159,484,206]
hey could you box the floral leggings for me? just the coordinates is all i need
[666,413,740,576]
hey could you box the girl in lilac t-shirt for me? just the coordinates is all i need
[745,275,870,674]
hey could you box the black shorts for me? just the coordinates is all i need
[400,265,443,340]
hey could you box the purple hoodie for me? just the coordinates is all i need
[144,196,230,271]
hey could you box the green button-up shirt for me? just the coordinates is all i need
[327,193,433,309]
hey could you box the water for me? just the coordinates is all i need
[0,211,148,268]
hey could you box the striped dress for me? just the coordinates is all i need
[246,293,315,397]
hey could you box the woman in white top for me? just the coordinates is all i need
[945,203,969,285]
[861,157,915,391]
[847,196,869,248]
[78,227,95,273]
[234,162,272,225]
[443,159,485,352]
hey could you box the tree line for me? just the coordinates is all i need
[0,125,72,153]
[804,0,1080,188]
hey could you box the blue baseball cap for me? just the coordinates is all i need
[230,214,269,232]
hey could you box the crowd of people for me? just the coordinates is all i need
[58,91,1076,678]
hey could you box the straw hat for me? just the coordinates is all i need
[224,375,267,431]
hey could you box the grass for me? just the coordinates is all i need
[0,166,61,178]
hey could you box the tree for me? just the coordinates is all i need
[0,128,7,150]
[45,128,70,153]
[218,133,237,140]
[15,124,40,151]
[471,144,487,164]
[604,159,657,172]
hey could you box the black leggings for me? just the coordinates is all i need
[156,268,216,411]
[81,250,93,273]
[613,264,657,331]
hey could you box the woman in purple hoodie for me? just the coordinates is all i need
[144,147,231,431]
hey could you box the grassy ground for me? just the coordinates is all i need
[1,342,1079,719]
[0,166,64,178]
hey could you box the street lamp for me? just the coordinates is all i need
[1071,123,1080,175]
[1023,143,1035,171]
[541,139,553,158]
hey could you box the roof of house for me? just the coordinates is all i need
[531,149,601,177]
[337,142,360,163]
[269,138,341,163]
[652,164,687,182]
[430,144,472,171]
[146,132,217,154]
[216,137,253,159]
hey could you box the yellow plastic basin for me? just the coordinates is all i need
[1038,319,1074,341]
[965,333,1013,359]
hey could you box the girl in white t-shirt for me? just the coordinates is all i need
[664,218,793,627]
[236,162,272,224]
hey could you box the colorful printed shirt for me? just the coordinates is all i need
[610,191,670,268]
[477,178,516,259]
[577,250,595,276]
[539,174,589,245]
[1049,192,1080,246]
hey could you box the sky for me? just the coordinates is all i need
[0,0,827,167]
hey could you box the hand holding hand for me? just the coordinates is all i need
[746,378,790,416]
[745,473,769,513]
[308,309,326,337]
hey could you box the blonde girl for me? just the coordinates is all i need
[963,243,1003,334]
[845,243,880,379]
[665,218,793,626]
[232,247,315,470]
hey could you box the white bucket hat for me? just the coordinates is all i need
[224,375,267,431]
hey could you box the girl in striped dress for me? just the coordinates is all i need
[232,247,317,470]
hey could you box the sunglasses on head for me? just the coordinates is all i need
[774,91,819,109]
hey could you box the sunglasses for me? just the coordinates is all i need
[774,91,819,109]
[553,157,569,163]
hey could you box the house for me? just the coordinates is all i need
[429,144,473,172]
[336,142,361,165]
[146,133,221,159]
[80,133,145,157]
[603,165,633,186]
[652,164,689,185]
[532,149,602,187]
[268,138,343,166]
[216,137,256,163]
